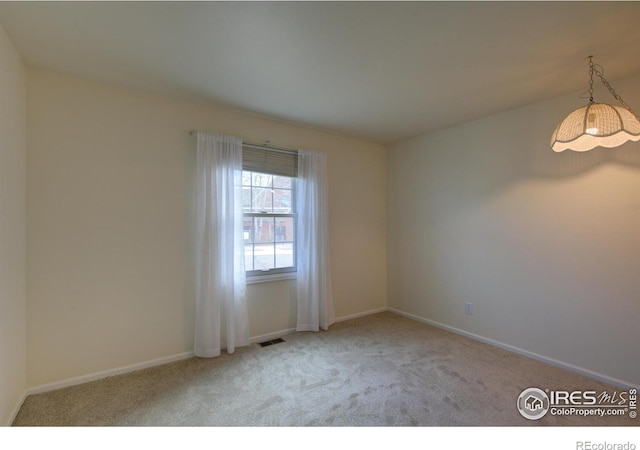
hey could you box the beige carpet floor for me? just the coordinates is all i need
[12,312,638,426]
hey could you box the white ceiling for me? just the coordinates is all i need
[2,1,640,143]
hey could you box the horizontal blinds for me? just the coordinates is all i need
[243,146,298,177]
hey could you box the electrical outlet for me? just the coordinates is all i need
[464,302,473,315]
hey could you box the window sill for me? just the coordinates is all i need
[246,272,297,285]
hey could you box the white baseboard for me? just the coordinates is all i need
[250,327,297,344]
[334,307,387,324]
[249,307,387,342]
[21,309,388,398]
[387,307,639,391]
[26,306,630,405]
[6,392,26,426]
[26,351,194,396]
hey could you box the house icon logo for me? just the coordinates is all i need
[517,387,550,420]
[526,395,543,411]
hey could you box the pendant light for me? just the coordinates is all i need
[550,57,640,152]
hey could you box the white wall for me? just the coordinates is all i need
[26,68,387,388]
[0,24,26,425]
[387,75,640,387]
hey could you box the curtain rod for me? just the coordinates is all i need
[190,131,298,155]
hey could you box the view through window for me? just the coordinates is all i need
[242,171,295,276]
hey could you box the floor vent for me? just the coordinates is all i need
[259,337,285,347]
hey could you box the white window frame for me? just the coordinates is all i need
[242,144,298,281]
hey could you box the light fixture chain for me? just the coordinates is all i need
[588,57,594,102]
[592,61,639,119]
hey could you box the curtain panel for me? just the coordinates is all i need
[194,132,249,357]
[296,149,335,332]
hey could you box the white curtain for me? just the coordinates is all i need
[296,149,335,331]
[194,132,249,357]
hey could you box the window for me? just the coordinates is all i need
[242,145,297,278]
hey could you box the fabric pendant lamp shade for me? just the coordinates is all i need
[551,102,640,152]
